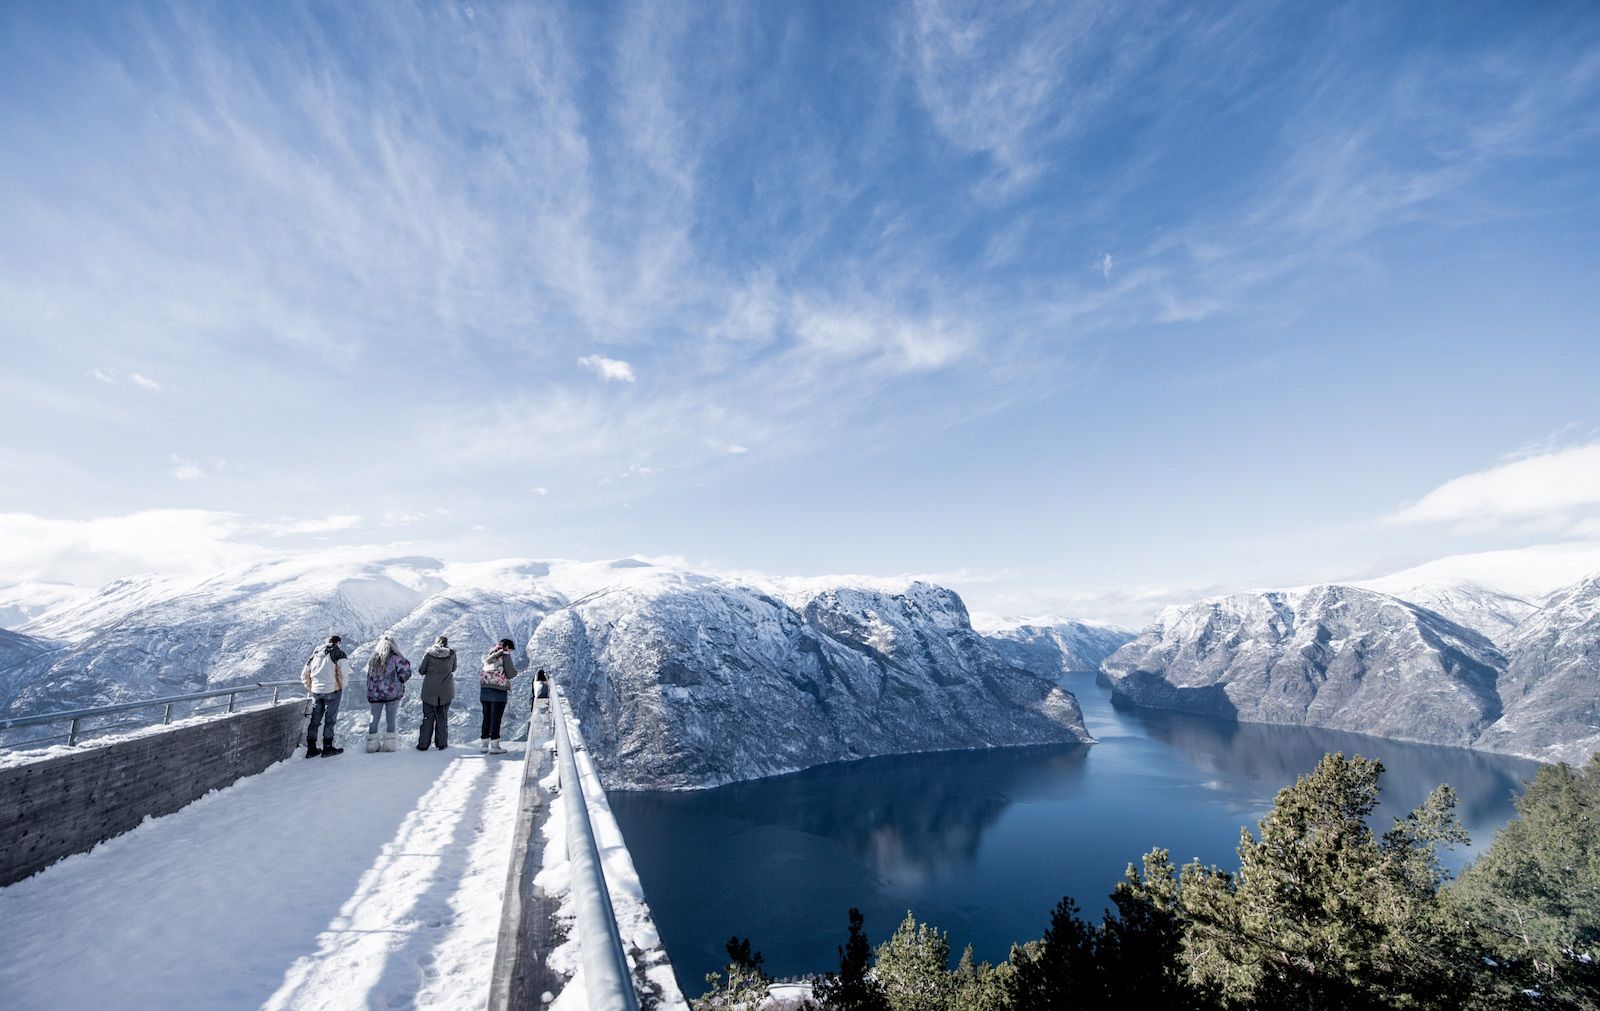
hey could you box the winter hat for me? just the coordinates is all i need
[436,635,449,646]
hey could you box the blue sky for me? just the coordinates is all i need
[3,0,1599,624]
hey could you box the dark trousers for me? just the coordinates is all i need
[419,702,449,749]
[307,690,342,744]
[480,700,507,740]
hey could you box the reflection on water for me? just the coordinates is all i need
[609,674,1543,991]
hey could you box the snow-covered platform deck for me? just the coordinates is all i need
[0,739,527,1010]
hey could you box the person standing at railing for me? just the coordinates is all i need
[416,635,457,751]
[364,635,412,753]
[534,669,549,713]
[301,635,347,758]
[479,638,519,754]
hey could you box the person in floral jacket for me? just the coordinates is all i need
[364,635,412,753]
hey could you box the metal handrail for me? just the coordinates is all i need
[0,678,360,748]
[550,683,640,1011]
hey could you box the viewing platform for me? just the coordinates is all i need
[0,683,684,1010]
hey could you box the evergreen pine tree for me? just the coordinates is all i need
[950,946,1011,1011]
[874,912,954,1011]
[1006,896,1100,1008]
[816,908,889,1011]
[1452,755,1600,1008]
[1177,752,1474,1010]
[695,935,773,1010]
[1096,849,1201,1010]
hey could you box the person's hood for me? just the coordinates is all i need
[426,645,454,659]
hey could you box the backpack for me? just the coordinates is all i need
[481,649,510,691]
[303,646,335,690]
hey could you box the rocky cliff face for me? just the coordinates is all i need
[985,621,1135,678]
[0,558,1089,787]
[1100,585,1505,749]
[1476,575,1600,765]
[531,576,1089,789]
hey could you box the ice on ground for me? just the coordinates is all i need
[0,741,526,1010]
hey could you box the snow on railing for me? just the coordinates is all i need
[550,682,641,1011]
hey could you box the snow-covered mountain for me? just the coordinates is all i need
[1100,585,1505,749]
[1102,576,1600,764]
[1476,575,1600,765]
[0,582,92,631]
[532,577,1089,789]
[1360,579,1537,645]
[984,621,1135,678]
[0,557,1089,788]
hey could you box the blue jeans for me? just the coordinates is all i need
[307,690,342,744]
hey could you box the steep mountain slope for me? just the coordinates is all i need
[531,576,1089,789]
[986,621,1135,678]
[1477,575,1600,764]
[1365,580,1537,645]
[1100,585,1505,748]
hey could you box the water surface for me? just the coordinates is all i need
[608,675,1542,992]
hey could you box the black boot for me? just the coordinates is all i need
[321,738,344,757]
[305,740,322,758]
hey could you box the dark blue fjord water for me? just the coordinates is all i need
[607,675,1543,994]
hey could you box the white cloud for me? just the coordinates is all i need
[1100,253,1114,278]
[1388,442,1600,533]
[169,455,204,481]
[128,372,162,391]
[577,355,637,383]
[261,514,363,536]
[88,369,115,384]
[725,444,748,455]
[0,509,266,585]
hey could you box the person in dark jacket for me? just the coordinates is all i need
[480,638,518,753]
[416,635,457,751]
[534,669,549,713]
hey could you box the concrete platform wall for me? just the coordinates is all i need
[0,701,306,886]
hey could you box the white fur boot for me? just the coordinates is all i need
[365,733,379,754]
[489,739,506,754]
[382,731,397,752]
[479,738,489,753]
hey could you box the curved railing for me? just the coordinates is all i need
[549,681,640,1011]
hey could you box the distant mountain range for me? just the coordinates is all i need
[0,557,1089,788]
[3,557,1595,775]
[1102,577,1600,765]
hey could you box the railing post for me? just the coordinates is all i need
[68,717,80,745]
[272,685,281,704]
[227,691,237,714]
[163,703,173,725]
